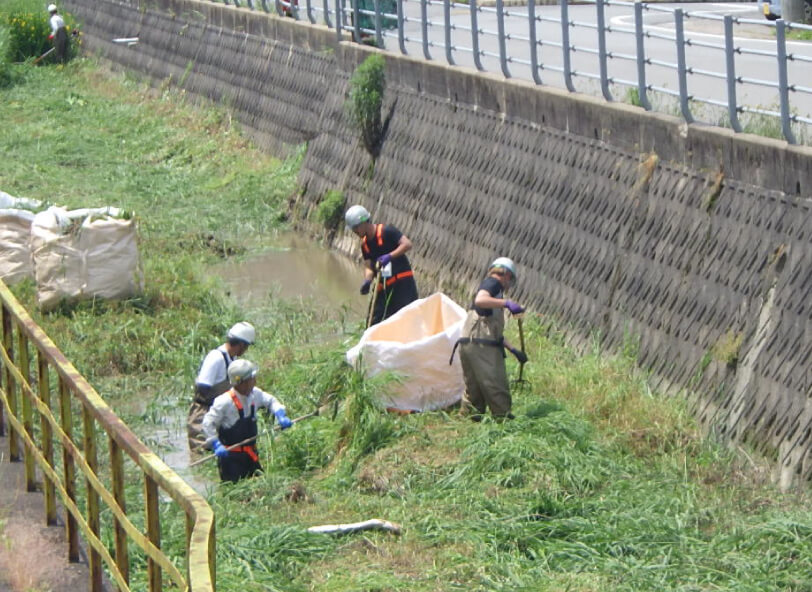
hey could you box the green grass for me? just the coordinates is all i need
[1,29,811,592]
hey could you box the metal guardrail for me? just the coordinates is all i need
[0,281,215,592]
[213,0,812,145]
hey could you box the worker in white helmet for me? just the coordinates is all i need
[453,257,527,420]
[344,204,418,325]
[47,4,69,63]
[202,359,292,483]
[186,322,257,452]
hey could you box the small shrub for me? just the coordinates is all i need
[345,53,386,157]
[2,9,78,63]
[4,11,51,62]
[315,189,345,231]
[0,28,15,88]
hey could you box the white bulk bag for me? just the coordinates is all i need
[0,209,36,285]
[0,192,43,285]
[30,206,143,310]
[346,292,467,412]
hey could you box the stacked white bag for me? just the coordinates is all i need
[0,191,44,285]
[30,205,143,310]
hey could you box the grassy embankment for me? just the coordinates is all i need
[1,44,810,592]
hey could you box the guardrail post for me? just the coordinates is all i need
[274,0,284,17]
[420,0,431,59]
[634,2,651,110]
[336,0,342,41]
[596,0,612,100]
[58,376,79,562]
[397,0,406,54]
[495,0,511,78]
[323,0,332,27]
[674,9,694,124]
[353,0,362,43]
[37,353,57,525]
[306,0,316,24]
[82,406,103,591]
[2,306,18,459]
[443,0,455,65]
[17,329,35,491]
[560,0,575,92]
[145,475,163,592]
[775,20,797,145]
[110,435,130,588]
[528,0,541,84]
[470,0,484,71]
[723,15,742,133]
[374,0,384,48]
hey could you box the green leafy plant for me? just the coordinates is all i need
[1,7,78,63]
[345,53,386,157]
[315,189,345,231]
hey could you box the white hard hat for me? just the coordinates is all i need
[226,322,255,345]
[47,4,57,11]
[344,205,371,228]
[227,359,258,385]
[489,257,517,286]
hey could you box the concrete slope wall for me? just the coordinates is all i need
[64,0,812,486]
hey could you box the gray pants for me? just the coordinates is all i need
[459,342,511,418]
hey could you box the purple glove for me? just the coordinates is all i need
[504,300,524,315]
[377,253,392,267]
[360,279,372,295]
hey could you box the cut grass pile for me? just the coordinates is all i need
[0,39,810,592]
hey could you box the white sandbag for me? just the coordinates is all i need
[346,293,466,412]
[30,206,142,310]
[0,209,36,285]
[0,191,42,212]
[0,192,43,285]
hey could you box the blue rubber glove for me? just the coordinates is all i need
[212,439,229,459]
[275,409,293,430]
[509,347,528,364]
[360,279,372,295]
[377,253,392,267]
[504,299,525,315]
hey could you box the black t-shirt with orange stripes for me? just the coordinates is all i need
[361,224,413,277]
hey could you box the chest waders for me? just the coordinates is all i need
[217,390,262,483]
[456,310,512,418]
[362,225,418,325]
[187,350,231,452]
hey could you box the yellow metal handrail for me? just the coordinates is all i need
[0,280,215,592]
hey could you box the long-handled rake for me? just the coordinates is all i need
[365,266,382,329]
[513,317,529,387]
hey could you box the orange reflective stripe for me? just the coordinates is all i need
[378,270,414,290]
[230,445,258,462]
[375,224,383,246]
[229,390,243,411]
[361,235,369,255]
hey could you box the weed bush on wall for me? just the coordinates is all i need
[346,54,386,157]
[315,189,345,231]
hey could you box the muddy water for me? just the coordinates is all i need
[156,233,364,491]
[211,233,365,315]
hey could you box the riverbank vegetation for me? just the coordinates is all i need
[1,49,810,592]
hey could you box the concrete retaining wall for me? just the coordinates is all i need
[64,0,812,486]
